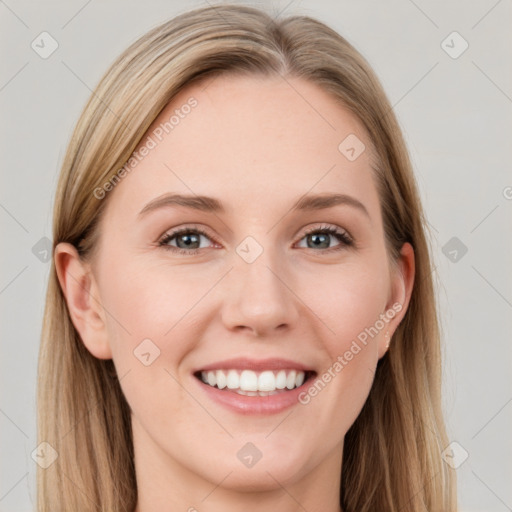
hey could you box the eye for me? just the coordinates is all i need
[157,224,354,256]
[295,225,353,252]
[158,226,217,255]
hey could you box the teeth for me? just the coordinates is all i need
[258,371,275,391]
[275,370,287,389]
[286,370,297,390]
[226,370,239,389]
[199,369,307,392]
[239,370,258,391]
[216,370,227,389]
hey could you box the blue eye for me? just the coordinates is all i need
[158,224,353,255]
[158,227,214,255]
[297,226,353,251]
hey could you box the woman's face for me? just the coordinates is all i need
[58,74,413,495]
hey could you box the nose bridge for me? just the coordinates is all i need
[221,238,299,335]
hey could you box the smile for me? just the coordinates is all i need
[196,369,311,395]
[192,357,317,414]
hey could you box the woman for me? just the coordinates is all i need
[37,4,457,511]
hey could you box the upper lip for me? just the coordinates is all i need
[193,357,315,373]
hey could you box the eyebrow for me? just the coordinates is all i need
[138,192,370,218]
[139,193,224,216]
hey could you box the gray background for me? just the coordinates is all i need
[1,1,511,510]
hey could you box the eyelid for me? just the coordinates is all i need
[299,223,353,242]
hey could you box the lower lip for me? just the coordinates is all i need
[193,374,314,415]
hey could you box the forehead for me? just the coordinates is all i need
[103,74,380,221]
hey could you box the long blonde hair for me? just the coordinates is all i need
[37,4,457,511]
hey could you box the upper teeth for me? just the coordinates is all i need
[200,369,306,392]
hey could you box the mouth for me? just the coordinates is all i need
[191,357,318,414]
[193,368,317,396]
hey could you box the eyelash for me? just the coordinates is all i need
[157,224,354,256]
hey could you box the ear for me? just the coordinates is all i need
[378,242,415,359]
[54,242,112,359]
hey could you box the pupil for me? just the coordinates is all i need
[178,233,199,249]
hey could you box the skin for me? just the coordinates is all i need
[56,74,414,512]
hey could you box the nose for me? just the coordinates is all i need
[220,249,300,337]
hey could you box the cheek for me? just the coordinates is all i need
[97,257,211,426]
[298,257,389,354]
[98,255,209,356]
[294,260,388,430]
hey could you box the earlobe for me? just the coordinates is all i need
[54,242,112,360]
[380,242,415,357]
